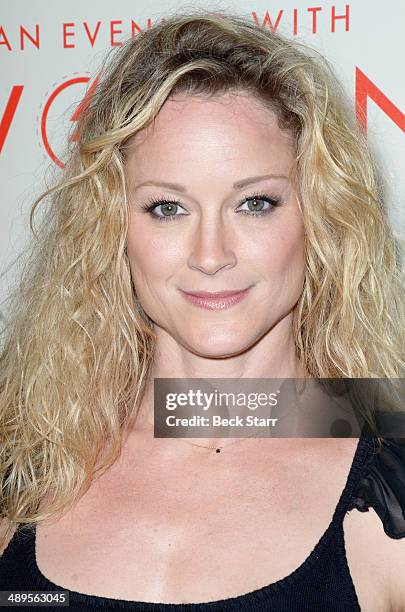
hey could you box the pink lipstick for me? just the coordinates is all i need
[179,287,252,310]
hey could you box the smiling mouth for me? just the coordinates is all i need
[179,287,252,310]
[181,289,250,298]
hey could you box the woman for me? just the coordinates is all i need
[1,9,405,611]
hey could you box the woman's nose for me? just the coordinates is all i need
[187,217,237,275]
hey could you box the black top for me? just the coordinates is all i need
[1,432,404,611]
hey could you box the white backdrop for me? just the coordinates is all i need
[1,0,404,323]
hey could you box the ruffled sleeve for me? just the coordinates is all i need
[349,436,405,539]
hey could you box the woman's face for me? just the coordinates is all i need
[125,92,306,358]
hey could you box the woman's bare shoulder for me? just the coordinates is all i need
[343,436,405,611]
[344,500,405,611]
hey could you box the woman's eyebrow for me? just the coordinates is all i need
[233,173,289,189]
[132,173,289,193]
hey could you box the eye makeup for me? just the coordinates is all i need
[138,192,283,223]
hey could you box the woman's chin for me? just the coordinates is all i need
[182,332,256,359]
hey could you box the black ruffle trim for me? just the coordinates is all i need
[349,437,405,539]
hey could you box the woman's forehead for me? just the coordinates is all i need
[124,92,294,154]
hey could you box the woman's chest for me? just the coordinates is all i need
[37,488,332,603]
[34,440,389,609]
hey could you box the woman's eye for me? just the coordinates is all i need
[141,200,187,222]
[141,193,282,222]
[153,201,185,219]
[237,196,281,216]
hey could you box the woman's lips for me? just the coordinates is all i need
[179,287,252,310]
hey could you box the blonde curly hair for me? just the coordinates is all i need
[1,8,404,547]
